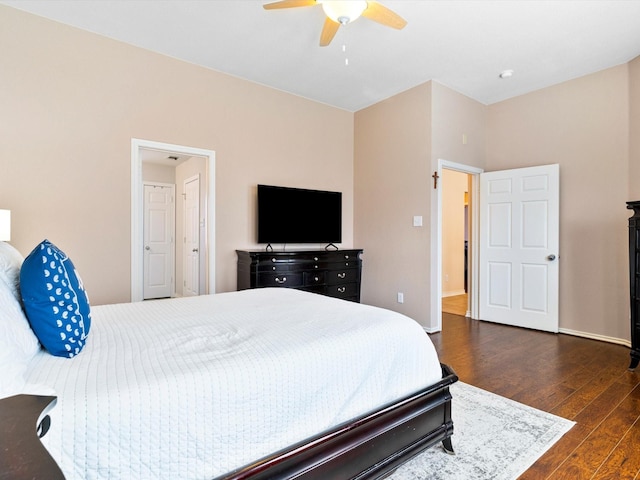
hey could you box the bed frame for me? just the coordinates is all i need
[216,363,458,480]
[2,365,456,480]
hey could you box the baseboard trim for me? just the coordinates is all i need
[442,290,466,298]
[558,328,631,348]
[424,321,631,348]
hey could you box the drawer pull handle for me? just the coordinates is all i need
[337,287,346,293]
[345,255,350,259]
[271,258,277,263]
[275,277,287,284]
[337,272,346,279]
[314,276,319,282]
[314,257,319,261]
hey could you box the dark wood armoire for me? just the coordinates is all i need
[627,201,640,370]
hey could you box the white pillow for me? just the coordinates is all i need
[0,345,28,399]
[0,246,41,398]
[0,275,40,361]
[0,241,24,302]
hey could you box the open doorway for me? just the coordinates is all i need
[431,161,559,333]
[430,159,483,332]
[131,139,216,302]
[441,169,471,317]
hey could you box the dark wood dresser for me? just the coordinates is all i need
[237,249,363,302]
[628,201,640,370]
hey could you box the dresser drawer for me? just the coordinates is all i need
[323,251,358,262]
[256,256,291,269]
[257,272,303,288]
[256,263,290,272]
[303,271,326,287]
[327,282,359,299]
[330,260,360,269]
[326,268,360,285]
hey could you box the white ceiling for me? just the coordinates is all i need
[139,148,192,167]
[4,0,640,112]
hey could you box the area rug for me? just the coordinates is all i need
[387,382,575,480]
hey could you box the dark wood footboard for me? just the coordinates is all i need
[1,365,456,480]
[216,363,458,480]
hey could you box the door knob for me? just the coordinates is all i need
[192,248,199,253]
[145,246,150,251]
[547,254,556,261]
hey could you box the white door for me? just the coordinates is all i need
[183,175,200,297]
[143,184,175,299]
[479,164,559,332]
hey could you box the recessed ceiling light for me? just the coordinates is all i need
[499,69,514,79]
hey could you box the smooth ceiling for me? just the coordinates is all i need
[4,0,640,111]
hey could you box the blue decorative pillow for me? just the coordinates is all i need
[20,240,91,358]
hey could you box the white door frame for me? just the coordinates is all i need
[429,159,483,332]
[131,138,216,302]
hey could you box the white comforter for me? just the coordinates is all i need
[24,288,442,480]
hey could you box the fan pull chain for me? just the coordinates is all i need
[343,44,349,66]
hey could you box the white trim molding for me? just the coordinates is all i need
[559,328,631,348]
[426,325,631,348]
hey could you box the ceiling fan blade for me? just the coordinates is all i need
[361,1,407,29]
[263,0,317,9]
[319,16,340,46]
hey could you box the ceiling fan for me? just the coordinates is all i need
[263,1,407,46]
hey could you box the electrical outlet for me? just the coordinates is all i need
[397,292,404,304]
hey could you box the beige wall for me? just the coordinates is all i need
[3,5,638,343]
[630,56,640,200]
[486,65,630,341]
[430,83,486,327]
[354,82,486,328]
[0,6,354,305]
[431,82,487,169]
[142,164,176,184]
[355,67,633,343]
[354,83,432,323]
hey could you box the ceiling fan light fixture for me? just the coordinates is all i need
[319,0,367,25]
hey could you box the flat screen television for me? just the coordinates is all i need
[257,184,342,245]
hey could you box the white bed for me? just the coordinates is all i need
[21,288,443,480]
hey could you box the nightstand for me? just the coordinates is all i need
[0,394,65,479]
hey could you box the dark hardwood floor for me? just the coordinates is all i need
[429,313,640,480]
